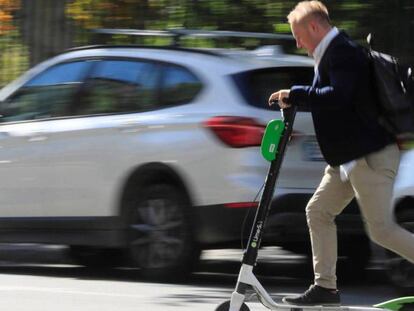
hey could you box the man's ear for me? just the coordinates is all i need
[308,20,319,34]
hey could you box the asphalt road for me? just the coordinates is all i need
[0,245,401,311]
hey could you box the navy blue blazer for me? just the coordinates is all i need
[288,31,394,166]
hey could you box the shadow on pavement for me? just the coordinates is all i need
[0,244,389,288]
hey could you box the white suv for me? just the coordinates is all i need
[385,141,414,292]
[0,42,369,280]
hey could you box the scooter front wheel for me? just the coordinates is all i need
[215,300,250,311]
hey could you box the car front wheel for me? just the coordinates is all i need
[126,183,199,281]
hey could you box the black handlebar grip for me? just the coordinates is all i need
[270,97,289,105]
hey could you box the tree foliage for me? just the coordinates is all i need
[64,0,413,60]
[0,0,413,87]
[0,0,20,34]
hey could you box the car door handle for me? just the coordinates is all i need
[26,134,48,142]
[118,122,144,133]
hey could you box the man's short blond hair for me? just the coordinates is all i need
[287,1,330,25]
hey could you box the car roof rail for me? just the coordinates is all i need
[92,28,294,46]
[65,44,229,58]
[254,45,286,56]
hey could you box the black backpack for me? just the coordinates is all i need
[365,34,414,137]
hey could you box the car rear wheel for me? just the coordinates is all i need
[385,209,414,294]
[281,238,371,280]
[386,251,414,294]
[127,183,200,281]
[337,238,371,280]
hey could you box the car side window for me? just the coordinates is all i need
[160,65,202,106]
[25,62,91,87]
[0,61,92,122]
[76,59,159,115]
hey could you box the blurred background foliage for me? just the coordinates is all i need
[0,0,413,87]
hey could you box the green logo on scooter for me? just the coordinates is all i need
[261,119,285,162]
[250,221,263,249]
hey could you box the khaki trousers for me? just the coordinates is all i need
[306,143,414,289]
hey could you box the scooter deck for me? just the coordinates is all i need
[261,304,387,311]
[374,296,414,311]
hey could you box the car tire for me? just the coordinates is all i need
[281,238,371,281]
[69,246,126,268]
[386,250,414,294]
[126,183,200,281]
[385,210,414,294]
[337,237,371,280]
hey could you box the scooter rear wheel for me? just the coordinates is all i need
[215,300,250,311]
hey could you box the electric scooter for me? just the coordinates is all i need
[215,104,414,311]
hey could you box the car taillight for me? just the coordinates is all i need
[224,202,259,209]
[204,116,265,148]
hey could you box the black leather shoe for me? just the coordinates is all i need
[282,285,340,306]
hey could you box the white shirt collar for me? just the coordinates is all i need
[313,27,339,67]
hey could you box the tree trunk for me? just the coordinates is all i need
[20,0,75,66]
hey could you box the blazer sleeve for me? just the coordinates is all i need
[287,44,366,110]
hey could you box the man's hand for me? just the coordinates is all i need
[268,89,291,109]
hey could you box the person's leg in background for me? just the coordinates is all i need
[350,144,414,262]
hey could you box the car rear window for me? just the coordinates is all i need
[232,67,314,111]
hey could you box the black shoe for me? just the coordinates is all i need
[282,285,340,306]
